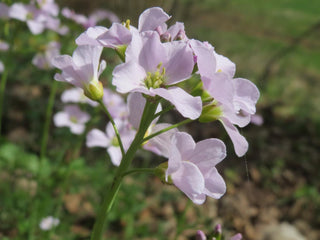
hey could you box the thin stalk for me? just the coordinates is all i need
[90,100,158,240]
[97,99,125,156]
[40,80,58,160]
[143,119,192,143]
[0,69,8,137]
[122,168,155,177]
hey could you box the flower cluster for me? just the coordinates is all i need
[52,7,260,204]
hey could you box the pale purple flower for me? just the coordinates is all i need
[9,3,67,35]
[127,92,177,157]
[76,26,108,46]
[32,41,60,69]
[102,88,128,119]
[196,230,207,240]
[230,233,243,240]
[52,45,106,101]
[39,216,59,231]
[250,114,263,126]
[191,39,259,156]
[0,40,9,51]
[0,3,9,19]
[53,105,90,135]
[86,119,135,166]
[62,7,119,29]
[61,88,98,107]
[35,0,59,17]
[113,31,201,120]
[0,61,4,73]
[166,132,226,204]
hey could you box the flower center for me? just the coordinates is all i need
[111,136,119,146]
[69,116,78,123]
[144,63,166,89]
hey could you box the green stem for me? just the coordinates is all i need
[90,100,158,240]
[122,168,155,177]
[143,119,192,143]
[153,104,174,120]
[40,80,58,161]
[97,99,125,156]
[0,69,8,137]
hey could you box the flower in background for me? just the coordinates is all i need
[52,45,106,101]
[53,105,90,135]
[113,31,202,120]
[39,216,60,231]
[0,3,10,19]
[62,7,120,29]
[0,40,9,51]
[0,61,4,73]
[102,88,128,119]
[61,87,98,107]
[32,41,60,70]
[86,119,135,166]
[9,2,68,35]
[196,224,242,240]
[166,132,226,204]
[35,0,59,17]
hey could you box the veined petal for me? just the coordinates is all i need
[214,51,236,78]
[97,23,132,48]
[163,41,194,84]
[138,7,170,32]
[202,167,226,199]
[189,138,226,168]
[127,92,146,129]
[220,117,248,157]
[76,26,107,46]
[233,78,260,114]
[171,161,205,204]
[152,87,202,120]
[112,61,147,93]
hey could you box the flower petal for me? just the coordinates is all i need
[152,87,202,120]
[202,167,226,199]
[138,7,170,32]
[220,117,248,157]
[86,129,110,148]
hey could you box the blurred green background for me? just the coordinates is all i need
[1,0,320,239]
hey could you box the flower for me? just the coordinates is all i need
[62,7,119,29]
[112,31,202,119]
[166,132,226,204]
[191,39,259,156]
[0,3,10,19]
[52,45,106,101]
[32,41,60,69]
[39,216,59,231]
[53,105,90,135]
[60,87,98,107]
[9,2,68,35]
[86,119,135,166]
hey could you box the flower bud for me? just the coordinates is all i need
[154,162,173,184]
[84,80,104,101]
[199,101,222,123]
[160,32,171,42]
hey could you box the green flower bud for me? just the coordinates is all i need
[199,101,222,123]
[84,80,104,101]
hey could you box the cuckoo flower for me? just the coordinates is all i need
[53,105,90,135]
[52,45,106,101]
[166,132,226,204]
[113,31,201,120]
[62,8,119,29]
[86,119,135,166]
[39,216,60,231]
[61,88,98,107]
[191,39,259,156]
[0,3,9,19]
[9,3,67,35]
[102,88,128,119]
[127,92,177,157]
[32,41,60,70]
